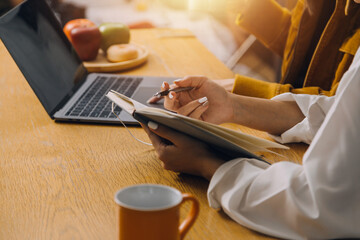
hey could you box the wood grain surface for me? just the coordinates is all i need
[0,28,308,240]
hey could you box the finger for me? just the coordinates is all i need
[188,100,209,119]
[140,122,152,136]
[164,91,181,110]
[146,81,169,104]
[168,83,177,89]
[177,97,208,116]
[162,81,170,91]
[147,95,162,104]
[147,121,189,146]
[140,123,163,147]
[163,82,179,110]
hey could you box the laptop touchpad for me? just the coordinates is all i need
[132,87,164,108]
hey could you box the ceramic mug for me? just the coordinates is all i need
[114,184,199,240]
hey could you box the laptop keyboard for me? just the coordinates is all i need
[65,76,142,118]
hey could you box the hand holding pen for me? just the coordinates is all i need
[153,86,194,98]
[147,80,193,104]
[147,76,233,124]
[147,77,209,119]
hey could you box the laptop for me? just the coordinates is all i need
[0,0,177,125]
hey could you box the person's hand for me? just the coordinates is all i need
[149,76,234,124]
[147,81,177,104]
[141,121,225,180]
[147,77,233,102]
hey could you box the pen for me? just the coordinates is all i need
[153,86,194,98]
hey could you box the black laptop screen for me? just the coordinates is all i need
[0,0,87,117]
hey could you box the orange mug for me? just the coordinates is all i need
[114,184,199,240]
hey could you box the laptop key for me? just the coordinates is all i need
[100,111,111,118]
[90,112,100,117]
[69,112,80,117]
[80,113,89,117]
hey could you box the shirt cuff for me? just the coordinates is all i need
[207,158,270,209]
[270,93,335,144]
[232,74,292,99]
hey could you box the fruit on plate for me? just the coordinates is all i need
[70,27,101,61]
[128,20,155,29]
[106,44,138,62]
[63,19,101,61]
[99,22,130,52]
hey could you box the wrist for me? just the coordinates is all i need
[227,93,242,124]
[199,156,225,181]
[229,94,253,126]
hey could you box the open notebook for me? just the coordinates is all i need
[106,90,288,162]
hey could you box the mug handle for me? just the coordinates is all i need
[179,193,200,239]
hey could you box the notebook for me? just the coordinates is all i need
[0,0,176,125]
[106,90,288,161]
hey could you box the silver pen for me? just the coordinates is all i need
[153,87,194,98]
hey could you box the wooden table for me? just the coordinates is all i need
[0,28,308,240]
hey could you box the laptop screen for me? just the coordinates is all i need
[0,0,87,117]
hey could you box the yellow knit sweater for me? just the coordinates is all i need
[230,0,360,98]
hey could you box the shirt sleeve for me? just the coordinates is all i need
[231,74,333,99]
[270,93,335,144]
[207,49,360,239]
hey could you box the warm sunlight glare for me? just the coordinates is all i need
[186,0,223,11]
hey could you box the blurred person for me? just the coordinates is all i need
[225,0,360,98]
[148,0,360,104]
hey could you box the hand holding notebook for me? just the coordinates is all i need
[106,90,288,162]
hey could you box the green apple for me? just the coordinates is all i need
[99,22,130,52]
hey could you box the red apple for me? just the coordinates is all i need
[63,19,101,61]
[70,26,101,61]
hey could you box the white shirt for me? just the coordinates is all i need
[207,48,360,239]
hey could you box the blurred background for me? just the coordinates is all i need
[1,0,297,83]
